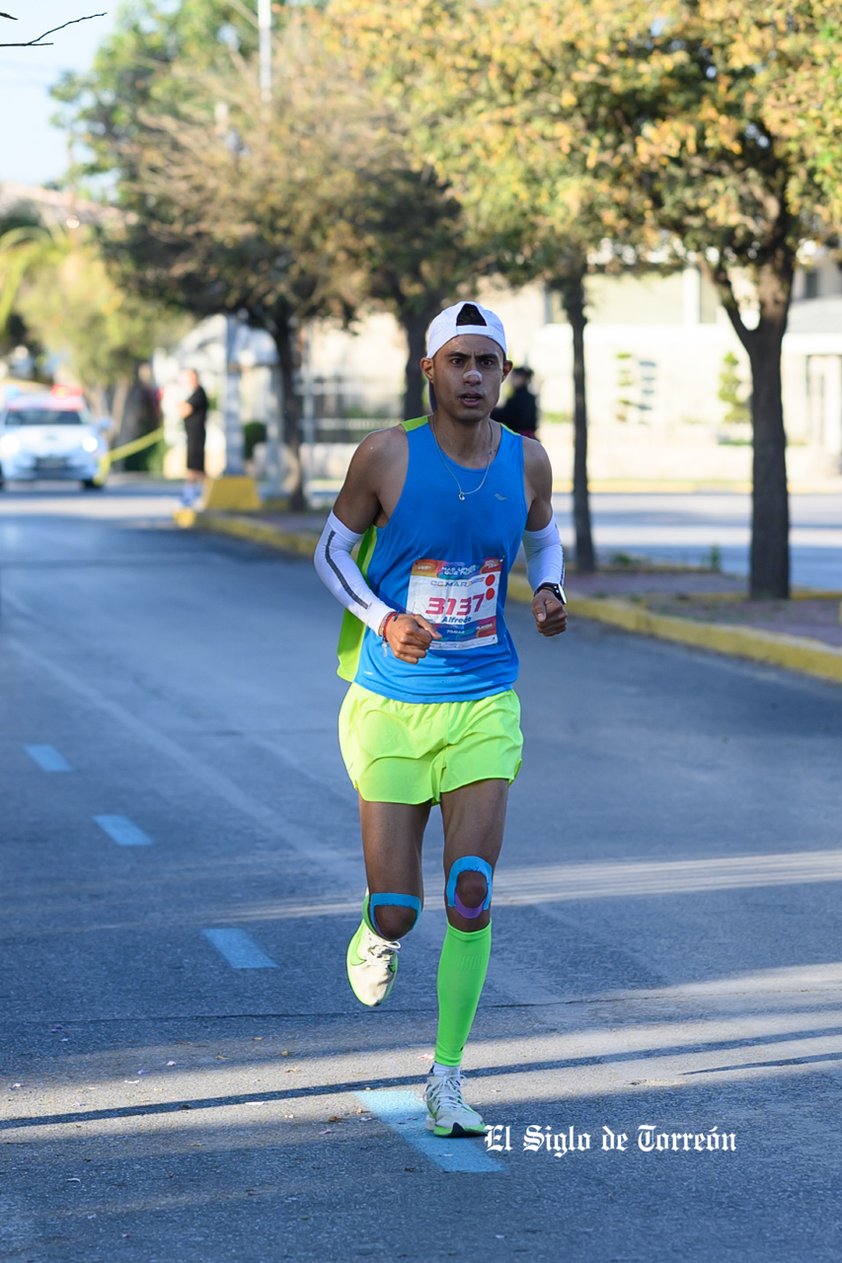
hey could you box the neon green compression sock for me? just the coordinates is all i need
[433,922,492,1067]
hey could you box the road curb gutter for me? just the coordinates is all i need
[191,511,318,557]
[529,576,842,687]
[192,512,842,687]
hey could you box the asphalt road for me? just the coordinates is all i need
[2,486,842,1262]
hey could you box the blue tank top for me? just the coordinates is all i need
[341,417,528,703]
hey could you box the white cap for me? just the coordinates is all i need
[425,301,507,360]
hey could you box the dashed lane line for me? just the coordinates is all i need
[201,928,280,970]
[93,814,154,847]
[24,744,72,773]
[357,1089,505,1174]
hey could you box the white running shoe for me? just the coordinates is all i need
[424,1068,486,1137]
[346,919,400,1007]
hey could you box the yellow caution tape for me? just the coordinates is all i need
[95,426,165,484]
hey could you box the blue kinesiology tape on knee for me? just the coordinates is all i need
[368,892,422,936]
[445,856,493,919]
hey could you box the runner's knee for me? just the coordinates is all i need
[368,892,422,940]
[445,856,493,926]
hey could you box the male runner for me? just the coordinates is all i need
[314,300,567,1138]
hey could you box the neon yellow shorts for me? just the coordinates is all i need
[338,683,523,804]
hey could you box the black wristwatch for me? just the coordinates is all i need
[535,582,566,604]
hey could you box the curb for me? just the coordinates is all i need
[191,511,318,557]
[508,575,842,686]
[190,511,842,688]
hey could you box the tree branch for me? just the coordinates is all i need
[0,12,106,48]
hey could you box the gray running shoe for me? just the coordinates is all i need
[424,1068,485,1137]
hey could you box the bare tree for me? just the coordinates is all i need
[0,12,105,47]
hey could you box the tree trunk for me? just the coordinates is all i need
[401,307,432,420]
[110,376,132,441]
[560,270,596,574]
[710,253,792,599]
[272,319,305,511]
[746,327,790,598]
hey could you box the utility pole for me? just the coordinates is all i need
[255,0,287,499]
[258,0,272,102]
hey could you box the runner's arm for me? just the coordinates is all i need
[314,431,440,654]
[313,510,393,634]
[522,519,565,594]
[522,438,567,636]
[523,437,555,531]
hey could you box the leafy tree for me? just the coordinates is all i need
[51,0,258,176]
[303,14,488,417]
[328,0,660,574]
[54,3,330,505]
[0,222,178,429]
[55,1,485,507]
[480,0,839,599]
[330,0,842,597]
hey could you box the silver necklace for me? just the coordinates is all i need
[431,417,495,501]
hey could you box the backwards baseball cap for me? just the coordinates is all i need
[426,301,507,360]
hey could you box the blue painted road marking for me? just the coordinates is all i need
[94,815,153,847]
[357,1089,505,1173]
[201,928,279,970]
[25,745,71,773]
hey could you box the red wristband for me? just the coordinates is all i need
[380,611,398,639]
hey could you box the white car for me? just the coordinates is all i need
[0,389,110,490]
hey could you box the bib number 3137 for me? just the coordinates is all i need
[405,558,502,651]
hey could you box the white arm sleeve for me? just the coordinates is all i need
[523,519,566,593]
[314,511,394,634]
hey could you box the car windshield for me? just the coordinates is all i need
[6,408,86,427]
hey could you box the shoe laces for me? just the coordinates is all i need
[367,935,400,962]
[430,1070,464,1109]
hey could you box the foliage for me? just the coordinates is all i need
[51,0,842,580]
[0,222,179,422]
[717,352,751,426]
[242,420,267,462]
[330,0,842,595]
[54,0,485,463]
[51,1,259,181]
[615,353,635,426]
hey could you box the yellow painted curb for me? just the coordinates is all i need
[508,574,842,684]
[202,475,262,512]
[192,511,318,557]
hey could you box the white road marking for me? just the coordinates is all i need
[358,1089,504,1173]
[201,928,279,970]
[93,815,153,847]
[24,744,71,772]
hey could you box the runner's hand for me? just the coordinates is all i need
[385,613,441,663]
[532,591,567,637]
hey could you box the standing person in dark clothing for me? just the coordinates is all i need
[177,368,209,505]
[491,365,539,439]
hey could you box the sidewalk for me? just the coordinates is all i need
[187,505,842,687]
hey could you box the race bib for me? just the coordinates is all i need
[405,558,502,651]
